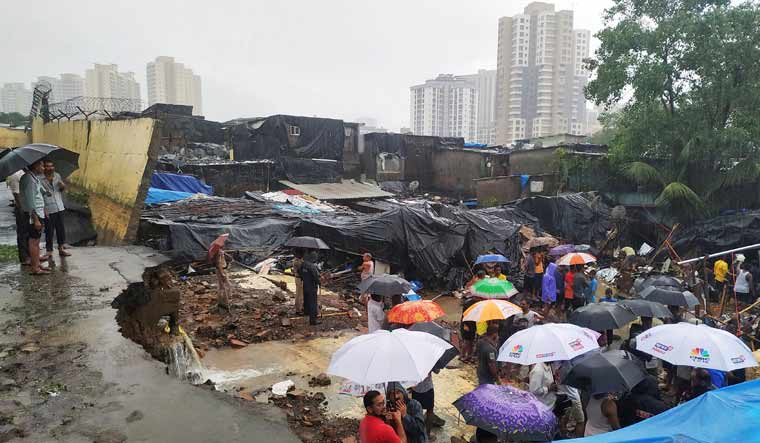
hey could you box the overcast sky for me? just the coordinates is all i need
[1,0,610,130]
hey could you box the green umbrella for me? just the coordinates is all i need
[470,278,519,299]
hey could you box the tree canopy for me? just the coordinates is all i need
[0,112,27,127]
[586,0,760,221]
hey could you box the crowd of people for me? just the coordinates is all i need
[6,159,71,274]
[356,247,756,443]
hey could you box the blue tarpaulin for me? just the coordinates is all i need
[565,378,760,443]
[151,172,212,195]
[145,187,195,205]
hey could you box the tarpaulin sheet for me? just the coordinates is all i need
[671,210,760,257]
[279,157,342,184]
[565,379,760,443]
[507,193,611,245]
[230,115,344,161]
[145,188,195,205]
[151,172,213,195]
[162,217,299,262]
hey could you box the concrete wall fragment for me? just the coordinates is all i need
[32,118,159,243]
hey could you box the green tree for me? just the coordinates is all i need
[586,0,760,221]
[0,112,27,126]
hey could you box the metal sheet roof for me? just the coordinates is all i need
[279,180,393,201]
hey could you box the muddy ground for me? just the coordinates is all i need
[177,270,366,351]
[0,245,300,443]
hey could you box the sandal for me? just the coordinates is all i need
[29,269,51,275]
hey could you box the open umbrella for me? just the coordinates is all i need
[497,323,599,365]
[453,384,557,441]
[525,236,556,250]
[284,236,330,250]
[0,143,79,179]
[409,322,459,371]
[633,275,683,294]
[562,350,647,395]
[357,274,411,297]
[568,302,637,331]
[619,299,673,318]
[636,323,758,371]
[640,286,699,307]
[327,329,452,385]
[549,244,575,257]
[387,300,445,324]
[474,254,509,265]
[557,252,596,266]
[463,299,522,323]
[470,278,519,299]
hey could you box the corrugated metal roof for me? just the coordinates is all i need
[279,180,394,201]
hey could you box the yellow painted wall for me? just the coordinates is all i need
[31,118,158,242]
[0,127,31,148]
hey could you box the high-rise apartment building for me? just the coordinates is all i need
[84,64,141,111]
[410,74,478,142]
[459,69,498,144]
[0,83,33,114]
[33,73,84,103]
[410,71,497,144]
[495,2,590,144]
[146,56,203,115]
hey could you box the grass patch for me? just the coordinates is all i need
[0,245,18,262]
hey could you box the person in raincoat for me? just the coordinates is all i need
[542,261,558,311]
[387,382,428,443]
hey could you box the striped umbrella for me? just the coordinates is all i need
[557,252,597,266]
[463,299,522,322]
[387,300,445,325]
[470,278,519,299]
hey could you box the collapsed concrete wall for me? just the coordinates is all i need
[0,127,31,148]
[32,117,159,243]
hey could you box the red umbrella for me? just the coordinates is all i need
[207,233,229,262]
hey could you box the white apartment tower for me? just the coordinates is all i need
[146,56,203,115]
[84,64,141,111]
[0,83,33,114]
[495,2,590,144]
[460,69,498,144]
[410,74,479,142]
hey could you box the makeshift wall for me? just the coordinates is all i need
[156,161,274,197]
[508,147,561,176]
[476,174,559,206]
[0,127,31,148]
[431,148,509,198]
[32,117,159,243]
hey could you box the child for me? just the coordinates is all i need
[586,270,598,303]
[600,287,618,303]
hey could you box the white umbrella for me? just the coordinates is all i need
[327,329,452,385]
[497,323,599,365]
[635,322,758,371]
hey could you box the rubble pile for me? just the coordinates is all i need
[268,390,359,443]
[177,273,364,350]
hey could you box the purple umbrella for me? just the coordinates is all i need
[453,384,557,441]
[548,244,575,257]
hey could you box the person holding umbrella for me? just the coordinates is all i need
[360,390,407,443]
[301,250,322,325]
[20,160,49,275]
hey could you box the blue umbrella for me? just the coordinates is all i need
[474,254,509,265]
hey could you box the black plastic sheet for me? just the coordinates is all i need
[507,193,611,245]
[671,210,760,256]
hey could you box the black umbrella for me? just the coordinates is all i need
[633,275,683,294]
[0,144,79,179]
[284,236,330,250]
[409,322,459,371]
[619,299,673,319]
[640,286,699,307]
[357,274,411,296]
[562,350,647,395]
[568,302,637,331]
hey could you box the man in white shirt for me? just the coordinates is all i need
[529,362,557,409]
[367,293,385,333]
[515,297,543,327]
[6,169,29,264]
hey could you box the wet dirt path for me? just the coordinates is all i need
[0,245,299,443]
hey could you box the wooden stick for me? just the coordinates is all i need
[739,298,760,314]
